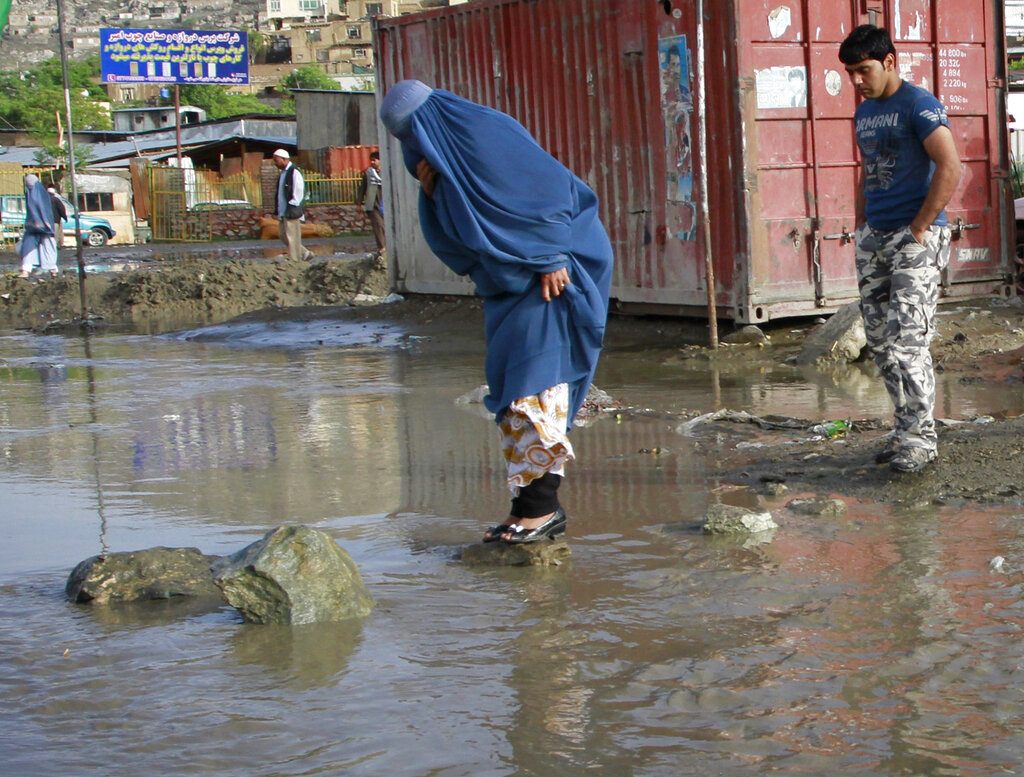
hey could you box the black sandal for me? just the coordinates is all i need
[482,522,516,543]
[501,508,567,544]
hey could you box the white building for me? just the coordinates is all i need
[266,0,347,21]
[1009,1,1024,37]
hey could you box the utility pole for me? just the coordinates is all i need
[55,0,87,319]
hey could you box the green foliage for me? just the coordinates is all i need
[165,84,279,119]
[1011,58,1024,72]
[247,28,269,64]
[33,141,94,171]
[281,65,341,92]
[0,55,112,133]
[1012,160,1024,198]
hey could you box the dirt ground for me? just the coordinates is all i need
[3,247,1024,507]
[0,238,390,331]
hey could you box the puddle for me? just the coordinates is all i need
[167,319,409,349]
[2,321,1024,776]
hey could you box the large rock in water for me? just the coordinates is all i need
[65,547,222,604]
[796,301,866,365]
[211,525,374,625]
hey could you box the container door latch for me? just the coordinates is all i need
[813,227,855,307]
[822,227,855,244]
[950,217,981,238]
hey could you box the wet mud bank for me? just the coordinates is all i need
[0,241,389,331]
[706,413,1024,507]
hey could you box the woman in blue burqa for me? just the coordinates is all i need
[18,174,58,278]
[380,80,613,544]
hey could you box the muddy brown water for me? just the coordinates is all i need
[3,314,1024,777]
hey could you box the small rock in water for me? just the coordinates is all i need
[461,539,570,567]
[786,497,847,517]
[989,556,1006,573]
[722,325,769,345]
[702,504,777,535]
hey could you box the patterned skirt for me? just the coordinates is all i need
[497,383,575,495]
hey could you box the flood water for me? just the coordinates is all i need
[3,310,1024,777]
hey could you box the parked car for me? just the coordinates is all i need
[1,193,116,246]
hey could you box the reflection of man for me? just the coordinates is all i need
[358,150,385,253]
[788,67,806,107]
[273,149,313,262]
[839,25,961,473]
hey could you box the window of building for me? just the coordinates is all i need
[366,3,383,16]
[306,28,321,42]
[120,88,135,101]
[299,0,321,11]
[77,193,115,212]
[316,49,328,62]
[347,25,361,39]
[353,48,367,58]
[269,0,281,11]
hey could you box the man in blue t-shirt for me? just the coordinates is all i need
[839,25,961,473]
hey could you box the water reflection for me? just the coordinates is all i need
[2,322,1024,776]
[231,622,364,688]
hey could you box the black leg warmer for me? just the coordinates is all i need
[510,472,562,519]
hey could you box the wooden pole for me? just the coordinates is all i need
[55,0,86,319]
[696,0,719,347]
[174,84,183,164]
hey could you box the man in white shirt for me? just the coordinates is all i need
[273,148,313,262]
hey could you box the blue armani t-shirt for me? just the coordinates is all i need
[855,80,950,230]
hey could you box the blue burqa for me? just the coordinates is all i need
[19,174,58,273]
[380,81,613,428]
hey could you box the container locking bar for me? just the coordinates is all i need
[950,217,981,238]
[822,227,855,244]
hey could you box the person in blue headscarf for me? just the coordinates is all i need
[380,79,614,545]
[17,174,59,278]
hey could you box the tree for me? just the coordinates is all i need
[33,141,94,170]
[165,84,278,119]
[281,65,341,92]
[0,55,112,134]
[247,28,269,65]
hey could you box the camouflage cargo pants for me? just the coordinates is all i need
[855,224,951,452]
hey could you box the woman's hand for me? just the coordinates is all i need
[416,158,438,199]
[540,268,571,302]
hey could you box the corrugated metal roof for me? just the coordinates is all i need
[0,118,297,169]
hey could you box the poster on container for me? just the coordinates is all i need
[100,28,249,85]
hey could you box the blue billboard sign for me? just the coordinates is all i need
[100,28,249,85]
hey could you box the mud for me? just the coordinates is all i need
[2,245,1024,509]
[0,251,390,331]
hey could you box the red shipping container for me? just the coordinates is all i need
[328,145,380,178]
[375,0,1012,323]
